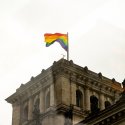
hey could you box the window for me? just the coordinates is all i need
[76,90,83,108]
[23,105,28,122]
[90,95,100,114]
[33,98,40,119]
[105,101,111,108]
[34,98,40,110]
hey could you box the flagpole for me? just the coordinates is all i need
[67,32,69,61]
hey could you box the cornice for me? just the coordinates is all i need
[6,59,123,104]
[6,68,54,104]
[94,109,125,125]
[55,103,85,117]
[81,100,125,125]
[52,59,122,98]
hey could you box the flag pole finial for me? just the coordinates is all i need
[61,54,65,59]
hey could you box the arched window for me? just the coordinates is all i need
[23,105,28,122]
[105,101,111,108]
[34,98,40,110]
[33,98,40,119]
[76,90,83,108]
[46,91,50,109]
[90,95,100,114]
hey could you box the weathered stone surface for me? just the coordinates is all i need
[6,59,123,125]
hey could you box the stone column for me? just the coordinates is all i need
[99,93,105,110]
[40,90,44,113]
[50,84,55,106]
[28,98,33,120]
[85,88,90,111]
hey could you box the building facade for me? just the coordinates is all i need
[77,80,125,125]
[6,59,123,125]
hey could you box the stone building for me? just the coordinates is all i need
[6,58,123,125]
[76,80,125,125]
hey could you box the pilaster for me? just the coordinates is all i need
[12,103,21,125]
[85,88,90,111]
[28,97,33,120]
[50,84,55,106]
[40,90,44,113]
[99,93,105,110]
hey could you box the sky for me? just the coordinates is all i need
[0,0,125,124]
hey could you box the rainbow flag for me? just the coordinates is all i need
[44,33,68,51]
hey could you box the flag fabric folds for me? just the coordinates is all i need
[44,33,68,51]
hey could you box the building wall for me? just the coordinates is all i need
[11,76,121,125]
[6,59,122,125]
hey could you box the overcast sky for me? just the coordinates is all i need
[0,0,125,124]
